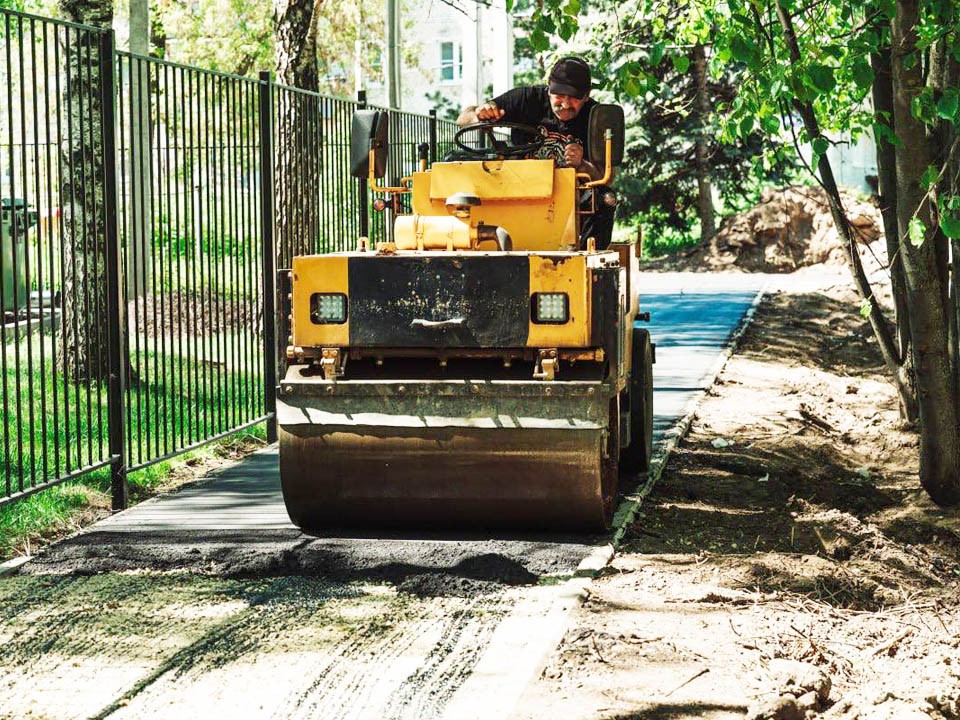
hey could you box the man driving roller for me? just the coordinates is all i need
[456,56,614,247]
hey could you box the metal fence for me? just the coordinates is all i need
[0,7,457,509]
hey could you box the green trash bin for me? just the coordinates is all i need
[1,198,39,313]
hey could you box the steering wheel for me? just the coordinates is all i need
[453,122,544,159]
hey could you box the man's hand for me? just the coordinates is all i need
[456,101,505,126]
[564,142,602,179]
[563,142,584,169]
[475,101,505,122]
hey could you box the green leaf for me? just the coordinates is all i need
[805,64,836,95]
[851,61,874,92]
[530,28,549,52]
[624,75,642,98]
[649,43,665,68]
[739,115,755,135]
[563,0,581,14]
[505,0,514,11]
[920,164,939,191]
[941,212,960,239]
[873,121,902,147]
[812,137,829,156]
[730,36,759,68]
[761,115,781,134]
[672,55,691,73]
[908,217,926,247]
[936,90,958,120]
[859,299,872,319]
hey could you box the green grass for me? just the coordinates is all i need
[0,479,108,557]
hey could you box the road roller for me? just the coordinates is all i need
[277,105,654,532]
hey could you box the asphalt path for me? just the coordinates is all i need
[11,271,770,720]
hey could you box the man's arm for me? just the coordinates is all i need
[456,100,506,127]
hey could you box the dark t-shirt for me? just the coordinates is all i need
[491,85,598,167]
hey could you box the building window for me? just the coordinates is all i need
[440,41,462,82]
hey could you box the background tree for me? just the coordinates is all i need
[521,0,960,505]
[56,0,113,381]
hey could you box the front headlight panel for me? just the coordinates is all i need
[531,292,569,324]
[310,292,348,324]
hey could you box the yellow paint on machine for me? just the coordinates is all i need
[410,161,579,251]
[290,254,349,347]
[527,254,591,348]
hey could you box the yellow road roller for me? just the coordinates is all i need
[277,106,653,532]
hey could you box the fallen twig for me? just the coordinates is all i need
[870,628,913,656]
[591,634,609,664]
[664,667,710,697]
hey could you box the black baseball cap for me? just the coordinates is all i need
[548,57,592,99]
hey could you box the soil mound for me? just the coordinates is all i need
[646,185,882,273]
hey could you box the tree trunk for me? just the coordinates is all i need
[692,43,715,242]
[891,0,960,505]
[273,0,323,262]
[57,0,113,382]
[929,37,960,397]
[870,43,917,420]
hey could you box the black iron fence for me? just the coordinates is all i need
[0,7,457,509]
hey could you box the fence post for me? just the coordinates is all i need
[429,108,437,164]
[259,71,278,444]
[357,90,369,239]
[100,29,127,511]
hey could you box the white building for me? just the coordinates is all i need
[361,0,514,115]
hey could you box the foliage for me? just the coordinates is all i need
[424,90,460,122]
[153,0,391,93]
[153,0,272,76]
[599,7,799,237]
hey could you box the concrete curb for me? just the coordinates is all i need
[0,555,31,577]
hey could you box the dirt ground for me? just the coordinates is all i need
[514,268,960,719]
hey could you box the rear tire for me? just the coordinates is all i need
[621,326,654,475]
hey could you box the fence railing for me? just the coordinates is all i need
[0,7,457,509]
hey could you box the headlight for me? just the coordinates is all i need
[532,292,569,324]
[310,293,347,324]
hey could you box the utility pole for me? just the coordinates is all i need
[475,1,482,100]
[129,0,152,298]
[386,0,400,108]
[354,38,364,95]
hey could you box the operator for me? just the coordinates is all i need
[456,56,615,248]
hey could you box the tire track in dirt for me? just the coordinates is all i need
[275,592,513,720]
[99,577,364,719]
[382,594,513,720]
[48,576,515,720]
